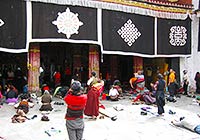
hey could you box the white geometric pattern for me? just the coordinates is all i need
[52,8,83,39]
[117,19,141,47]
[169,26,187,46]
[0,19,4,27]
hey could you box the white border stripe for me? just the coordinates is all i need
[154,17,157,55]
[30,38,100,45]
[25,0,191,20]
[0,1,30,53]
[97,8,103,53]
[102,50,191,58]
[26,1,32,52]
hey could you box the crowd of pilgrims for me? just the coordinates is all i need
[1,67,200,139]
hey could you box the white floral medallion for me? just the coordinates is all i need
[52,8,83,39]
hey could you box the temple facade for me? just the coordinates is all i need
[0,0,199,92]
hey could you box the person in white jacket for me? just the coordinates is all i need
[171,116,200,134]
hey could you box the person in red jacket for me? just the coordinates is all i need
[64,80,87,140]
[54,70,61,87]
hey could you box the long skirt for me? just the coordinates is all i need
[84,88,100,117]
[156,91,165,115]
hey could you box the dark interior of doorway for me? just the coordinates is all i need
[0,52,27,76]
[40,42,89,88]
[143,57,180,90]
[101,54,133,90]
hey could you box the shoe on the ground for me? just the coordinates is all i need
[169,110,176,114]
[140,111,147,115]
[31,115,37,119]
[41,116,49,121]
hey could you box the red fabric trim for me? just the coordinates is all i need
[65,116,83,120]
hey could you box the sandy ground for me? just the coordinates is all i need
[0,94,200,140]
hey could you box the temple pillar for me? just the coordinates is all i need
[133,56,143,73]
[110,56,118,80]
[28,43,40,93]
[89,45,99,78]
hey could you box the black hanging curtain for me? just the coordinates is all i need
[198,21,200,52]
[32,2,97,41]
[199,1,200,52]
[102,10,154,55]
[0,0,26,50]
[157,17,191,55]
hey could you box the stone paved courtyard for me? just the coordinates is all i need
[0,94,200,140]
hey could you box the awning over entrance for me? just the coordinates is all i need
[0,0,192,57]
[102,10,154,56]
[32,2,97,41]
[0,0,27,53]
[102,9,191,57]
[157,17,191,55]
[26,0,192,20]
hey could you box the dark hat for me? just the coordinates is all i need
[157,73,163,79]
[91,71,96,76]
[180,117,185,121]
[113,80,120,86]
[183,70,187,74]
[71,80,81,92]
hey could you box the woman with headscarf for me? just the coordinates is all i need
[39,90,53,112]
[64,80,87,140]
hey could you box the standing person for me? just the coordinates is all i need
[53,70,61,88]
[154,74,166,116]
[194,72,200,94]
[64,80,87,140]
[134,70,145,94]
[84,75,104,120]
[168,69,176,98]
[87,71,98,87]
[182,70,189,95]
[65,65,72,86]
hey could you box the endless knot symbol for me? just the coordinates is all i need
[117,19,141,47]
[0,19,4,27]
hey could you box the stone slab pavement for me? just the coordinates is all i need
[0,94,200,140]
